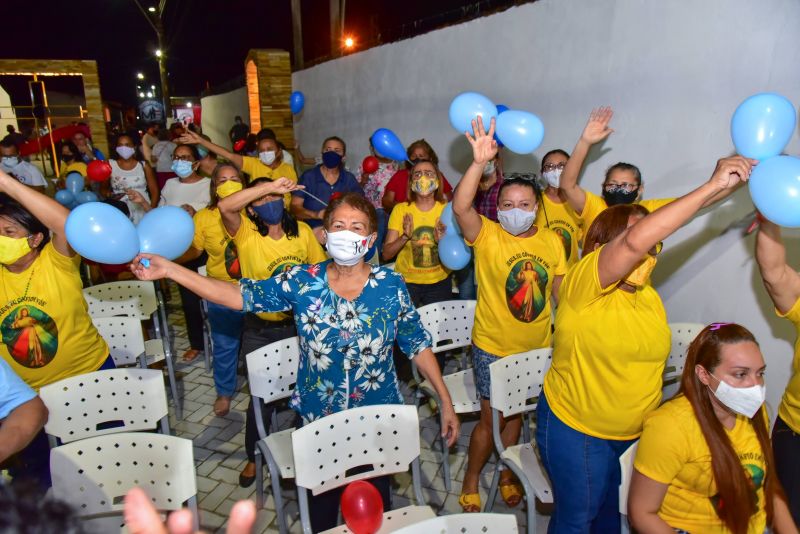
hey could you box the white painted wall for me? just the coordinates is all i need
[292,0,800,415]
[0,84,19,135]
[199,86,248,149]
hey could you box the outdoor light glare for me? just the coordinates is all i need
[139,92,145,98]
[137,72,144,79]
[344,36,355,48]
[187,102,193,108]
[148,6,156,12]
[151,85,155,90]
[155,49,162,58]
[147,92,153,98]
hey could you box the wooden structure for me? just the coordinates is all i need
[0,59,109,156]
[244,50,294,148]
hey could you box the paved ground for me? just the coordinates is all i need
[162,283,550,533]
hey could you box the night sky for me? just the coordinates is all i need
[2,0,508,108]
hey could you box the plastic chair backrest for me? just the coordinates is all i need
[489,348,552,416]
[292,404,420,496]
[91,316,147,367]
[246,336,300,403]
[39,368,169,444]
[83,280,159,320]
[50,433,196,517]
[417,300,476,353]
[665,323,704,380]
[618,440,639,516]
[392,513,518,533]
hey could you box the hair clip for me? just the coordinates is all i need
[709,322,731,331]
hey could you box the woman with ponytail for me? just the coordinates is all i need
[629,323,797,534]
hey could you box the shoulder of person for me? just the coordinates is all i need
[644,395,694,431]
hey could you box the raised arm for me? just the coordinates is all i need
[0,169,72,256]
[598,156,753,288]
[177,129,243,169]
[453,116,498,243]
[218,178,303,236]
[756,218,800,314]
[560,107,615,214]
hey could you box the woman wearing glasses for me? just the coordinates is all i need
[536,154,755,532]
[534,149,583,267]
[453,117,568,512]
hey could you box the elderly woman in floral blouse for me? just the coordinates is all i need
[130,190,459,531]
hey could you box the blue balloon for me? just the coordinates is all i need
[439,202,462,237]
[289,91,305,114]
[731,93,796,160]
[65,172,84,195]
[55,189,75,206]
[494,104,510,148]
[370,128,407,161]
[438,234,471,270]
[76,191,99,204]
[137,206,195,260]
[449,92,497,134]
[495,110,545,154]
[749,155,800,227]
[66,202,140,264]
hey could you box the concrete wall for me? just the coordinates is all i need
[199,86,249,149]
[292,0,800,415]
[0,84,18,134]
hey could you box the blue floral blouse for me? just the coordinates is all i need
[240,260,432,423]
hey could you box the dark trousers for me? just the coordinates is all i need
[178,254,207,351]
[773,416,800,524]
[240,314,297,462]
[310,475,391,532]
[405,277,453,371]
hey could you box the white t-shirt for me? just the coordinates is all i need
[159,177,211,212]
[0,160,47,187]
[151,141,176,173]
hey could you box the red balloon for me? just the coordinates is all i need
[362,156,379,174]
[233,139,246,152]
[340,481,383,534]
[330,192,343,202]
[87,160,112,182]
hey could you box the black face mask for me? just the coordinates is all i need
[61,154,75,162]
[602,188,638,206]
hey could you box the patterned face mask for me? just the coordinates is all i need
[411,176,439,196]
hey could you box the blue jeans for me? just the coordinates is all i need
[371,208,387,262]
[535,393,635,534]
[206,301,246,397]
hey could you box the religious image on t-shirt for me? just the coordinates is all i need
[224,240,241,279]
[1,305,58,368]
[506,259,548,322]
[411,226,439,268]
[709,462,764,514]
[552,226,572,260]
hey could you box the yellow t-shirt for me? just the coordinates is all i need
[635,395,768,534]
[468,217,567,356]
[535,193,583,266]
[0,243,109,390]
[580,190,675,233]
[240,157,297,207]
[387,201,449,285]
[60,161,88,177]
[543,245,671,439]
[234,219,327,321]
[192,207,240,284]
[777,296,800,433]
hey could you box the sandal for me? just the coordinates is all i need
[458,492,481,513]
[181,349,202,362]
[499,481,524,508]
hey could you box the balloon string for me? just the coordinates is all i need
[298,189,329,207]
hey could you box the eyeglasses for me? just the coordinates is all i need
[412,170,437,179]
[543,162,566,171]
[172,155,194,161]
[603,182,639,193]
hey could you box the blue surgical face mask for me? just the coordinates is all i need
[171,159,194,178]
[322,151,343,169]
[251,198,284,225]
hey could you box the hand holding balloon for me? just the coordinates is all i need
[707,156,756,191]
[130,254,170,280]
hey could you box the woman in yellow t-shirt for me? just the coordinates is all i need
[0,167,111,489]
[58,140,88,178]
[534,148,583,266]
[453,117,567,512]
[217,176,326,488]
[178,163,247,417]
[536,155,754,532]
[630,323,796,534]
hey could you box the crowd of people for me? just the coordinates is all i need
[0,106,799,534]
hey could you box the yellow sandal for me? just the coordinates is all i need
[499,481,524,508]
[458,492,481,513]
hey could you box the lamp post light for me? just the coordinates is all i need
[132,0,171,117]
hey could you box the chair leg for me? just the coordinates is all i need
[440,422,452,492]
[163,339,182,420]
[485,460,501,512]
[267,456,288,534]
[255,448,264,509]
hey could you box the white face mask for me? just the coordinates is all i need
[2,156,20,168]
[482,160,496,177]
[709,373,766,418]
[497,207,536,236]
[116,146,136,160]
[259,150,277,166]
[542,168,562,188]
[325,230,373,266]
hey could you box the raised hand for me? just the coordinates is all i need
[402,213,414,239]
[465,116,498,165]
[130,254,170,281]
[581,106,615,145]
[266,177,303,195]
[176,130,202,145]
[708,156,756,191]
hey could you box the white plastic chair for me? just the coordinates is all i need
[247,336,301,534]
[197,265,213,372]
[91,316,150,368]
[415,299,478,491]
[83,280,182,419]
[618,441,639,534]
[392,512,519,533]
[50,432,197,532]
[39,368,170,447]
[293,404,434,534]
[662,323,704,398]
[485,348,553,534]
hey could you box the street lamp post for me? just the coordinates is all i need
[132,0,171,118]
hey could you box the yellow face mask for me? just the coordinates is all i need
[216,180,243,199]
[0,235,32,265]
[623,254,657,287]
[411,176,439,195]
